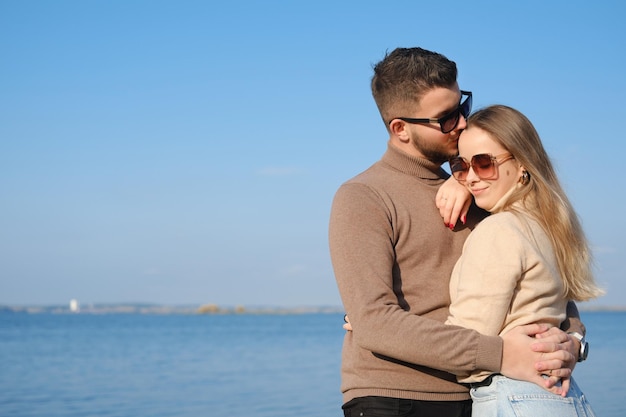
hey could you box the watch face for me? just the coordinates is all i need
[580,342,589,361]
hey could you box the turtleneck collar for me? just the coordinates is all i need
[380,142,450,180]
[487,182,524,213]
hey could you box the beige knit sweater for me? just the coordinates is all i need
[329,144,502,403]
[446,207,567,383]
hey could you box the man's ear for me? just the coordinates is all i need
[389,119,410,143]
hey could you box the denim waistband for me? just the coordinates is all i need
[470,373,502,389]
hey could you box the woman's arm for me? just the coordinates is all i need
[435,176,472,229]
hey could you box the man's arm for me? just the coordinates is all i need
[343,314,576,394]
[561,301,585,361]
[562,301,585,333]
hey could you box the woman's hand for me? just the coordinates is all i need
[436,177,472,229]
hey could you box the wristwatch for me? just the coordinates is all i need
[568,331,589,362]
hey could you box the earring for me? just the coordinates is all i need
[520,170,530,185]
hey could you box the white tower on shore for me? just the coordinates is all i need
[70,299,80,313]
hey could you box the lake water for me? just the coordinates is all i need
[0,311,623,416]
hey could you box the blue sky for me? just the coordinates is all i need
[1,1,624,308]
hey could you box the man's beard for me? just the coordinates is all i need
[410,135,457,165]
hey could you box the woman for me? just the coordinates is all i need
[445,105,603,416]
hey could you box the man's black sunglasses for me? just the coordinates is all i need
[389,91,472,134]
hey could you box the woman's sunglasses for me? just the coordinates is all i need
[389,91,472,134]
[449,152,515,182]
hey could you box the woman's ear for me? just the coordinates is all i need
[519,165,531,185]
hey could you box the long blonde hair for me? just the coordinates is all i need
[467,105,603,301]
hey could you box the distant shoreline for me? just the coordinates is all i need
[0,303,623,315]
[0,303,346,315]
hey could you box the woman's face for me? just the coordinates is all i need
[457,127,523,211]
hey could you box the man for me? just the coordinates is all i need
[329,47,583,417]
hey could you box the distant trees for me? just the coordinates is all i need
[196,304,246,314]
[197,304,220,314]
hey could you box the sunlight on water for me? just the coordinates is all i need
[0,311,622,417]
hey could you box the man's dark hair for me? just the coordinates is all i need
[371,47,458,125]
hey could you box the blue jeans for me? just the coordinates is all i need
[470,375,596,417]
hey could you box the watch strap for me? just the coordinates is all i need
[568,331,588,362]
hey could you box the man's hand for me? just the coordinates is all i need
[436,177,472,229]
[532,326,579,395]
[343,314,353,331]
[533,326,578,370]
[502,324,575,396]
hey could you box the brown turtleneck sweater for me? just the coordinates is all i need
[329,143,501,403]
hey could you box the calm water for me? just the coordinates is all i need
[0,311,623,417]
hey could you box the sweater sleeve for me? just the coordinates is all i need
[330,181,502,376]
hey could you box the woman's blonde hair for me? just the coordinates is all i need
[467,105,603,301]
